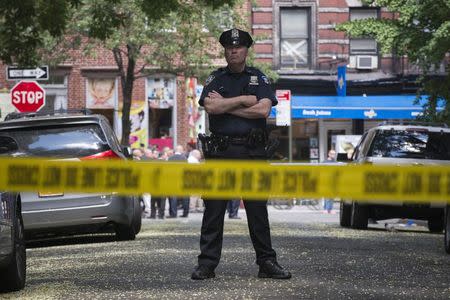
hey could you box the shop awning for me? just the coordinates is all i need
[270,94,441,119]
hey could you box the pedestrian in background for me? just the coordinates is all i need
[191,28,291,280]
[188,149,204,213]
[322,149,336,214]
[227,199,241,219]
[150,148,167,219]
[132,148,143,160]
[140,148,154,218]
[167,145,190,218]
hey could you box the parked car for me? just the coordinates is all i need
[0,191,25,293]
[0,111,141,241]
[0,136,26,292]
[340,122,450,232]
[445,206,450,254]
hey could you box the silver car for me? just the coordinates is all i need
[0,111,141,241]
[340,122,450,233]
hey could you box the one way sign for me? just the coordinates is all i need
[7,66,49,80]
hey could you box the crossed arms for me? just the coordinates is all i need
[203,90,272,119]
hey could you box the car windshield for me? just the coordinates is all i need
[368,129,450,160]
[0,123,110,158]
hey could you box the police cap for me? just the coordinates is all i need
[219,28,253,48]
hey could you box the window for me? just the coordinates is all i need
[368,130,450,160]
[280,8,310,68]
[349,8,379,55]
[41,74,68,112]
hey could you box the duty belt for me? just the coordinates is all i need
[228,136,248,145]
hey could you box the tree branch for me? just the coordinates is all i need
[112,47,126,79]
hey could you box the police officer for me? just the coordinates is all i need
[191,28,291,280]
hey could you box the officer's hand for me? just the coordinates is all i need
[241,95,257,107]
[208,91,223,100]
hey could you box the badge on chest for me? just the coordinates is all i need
[249,76,259,86]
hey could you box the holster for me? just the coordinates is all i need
[265,138,280,159]
[198,133,229,158]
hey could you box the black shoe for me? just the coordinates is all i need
[258,260,291,279]
[180,214,188,218]
[166,215,177,218]
[191,265,215,280]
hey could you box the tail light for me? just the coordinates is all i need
[81,150,120,160]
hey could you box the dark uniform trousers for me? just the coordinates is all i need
[198,144,277,269]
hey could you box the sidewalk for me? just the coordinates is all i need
[142,202,340,224]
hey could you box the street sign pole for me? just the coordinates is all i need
[275,90,292,161]
[288,99,292,162]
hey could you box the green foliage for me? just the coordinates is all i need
[0,0,79,65]
[336,0,450,124]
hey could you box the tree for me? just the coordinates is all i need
[77,0,249,144]
[336,0,450,123]
[0,0,81,65]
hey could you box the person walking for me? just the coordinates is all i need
[167,145,190,218]
[227,199,241,219]
[191,28,291,280]
[322,149,336,214]
[187,149,204,213]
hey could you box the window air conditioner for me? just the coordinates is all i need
[356,55,378,69]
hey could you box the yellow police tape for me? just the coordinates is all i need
[0,157,449,203]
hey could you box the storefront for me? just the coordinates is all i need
[270,94,437,161]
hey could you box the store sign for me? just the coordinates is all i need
[275,89,291,126]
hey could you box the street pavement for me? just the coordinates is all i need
[4,203,450,299]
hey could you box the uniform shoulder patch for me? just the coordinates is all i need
[261,75,270,85]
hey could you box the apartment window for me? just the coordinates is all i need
[280,8,310,68]
[349,8,378,54]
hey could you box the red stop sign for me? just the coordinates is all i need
[10,81,46,113]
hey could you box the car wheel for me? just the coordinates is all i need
[428,216,444,233]
[351,201,368,230]
[339,201,351,227]
[132,196,142,235]
[0,197,26,292]
[115,223,136,241]
[445,206,450,254]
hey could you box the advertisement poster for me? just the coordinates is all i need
[186,78,202,141]
[129,99,148,148]
[115,99,148,148]
[147,77,175,109]
[86,78,118,109]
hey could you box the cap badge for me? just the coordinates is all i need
[231,29,239,39]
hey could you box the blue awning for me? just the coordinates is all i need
[270,94,441,119]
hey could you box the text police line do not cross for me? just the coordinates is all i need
[1,157,450,202]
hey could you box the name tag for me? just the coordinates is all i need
[249,76,259,85]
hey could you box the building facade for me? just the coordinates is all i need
[0,1,442,159]
[251,0,435,161]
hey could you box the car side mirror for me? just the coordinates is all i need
[122,146,133,159]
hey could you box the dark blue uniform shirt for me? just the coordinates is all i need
[199,66,277,136]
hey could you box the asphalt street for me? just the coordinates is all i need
[4,203,450,299]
